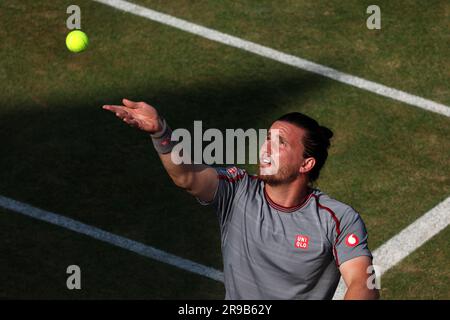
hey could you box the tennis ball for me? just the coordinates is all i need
[66,30,89,53]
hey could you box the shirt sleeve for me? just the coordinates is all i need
[196,166,248,230]
[334,207,373,266]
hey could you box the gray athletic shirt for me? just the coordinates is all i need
[197,166,373,300]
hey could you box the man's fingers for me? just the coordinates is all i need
[122,98,140,109]
[123,117,140,128]
[103,104,143,127]
[102,105,124,113]
[102,105,131,118]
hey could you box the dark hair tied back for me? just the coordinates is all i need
[318,125,333,141]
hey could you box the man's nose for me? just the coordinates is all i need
[261,139,271,155]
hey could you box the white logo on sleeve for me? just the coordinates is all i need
[345,233,359,247]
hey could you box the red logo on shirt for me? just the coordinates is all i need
[295,235,309,249]
[345,233,359,247]
[227,167,237,175]
[161,137,170,146]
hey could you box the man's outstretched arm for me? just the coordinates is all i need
[102,98,218,203]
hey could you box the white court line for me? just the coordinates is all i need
[0,195,224,283]
[332,196,450,299]
[92,0,450,118]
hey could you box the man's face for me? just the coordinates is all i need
[258,121,306,185]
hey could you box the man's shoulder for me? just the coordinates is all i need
[214,166,260,183]
[312,190,360,220]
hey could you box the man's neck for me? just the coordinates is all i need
[265,179,311,208]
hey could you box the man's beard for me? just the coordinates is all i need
[257,164,299,186]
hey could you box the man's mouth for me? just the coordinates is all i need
[260,155,272,167]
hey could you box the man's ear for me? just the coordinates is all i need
[300,157,316,174]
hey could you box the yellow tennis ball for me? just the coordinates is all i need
[66,30,89,53]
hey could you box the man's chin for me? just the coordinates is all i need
[257,166,299,186]
[257,167,281,185]
[257,174,284,186]
[258,164,278,176]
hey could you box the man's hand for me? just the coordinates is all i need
[102,98,219,203]
[102,98,162,134]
